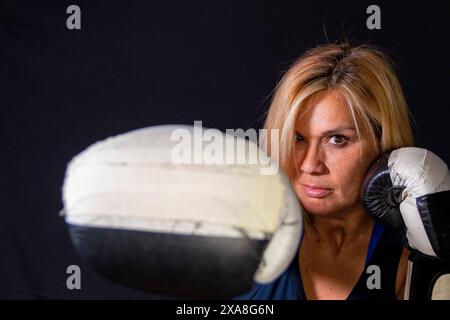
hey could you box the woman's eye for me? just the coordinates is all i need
[295,133,304,142]
[329,135,348,146]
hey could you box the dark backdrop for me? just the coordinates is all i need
[0,0,449,299]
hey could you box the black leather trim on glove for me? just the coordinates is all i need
[416,190,450,259]
[361,153,405,229]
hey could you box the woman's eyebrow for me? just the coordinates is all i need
[295,126,356,136]
[321,126,356,136]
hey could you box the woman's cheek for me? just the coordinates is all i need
[330,154,365,195]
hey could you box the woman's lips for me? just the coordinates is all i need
[302,184,333,198]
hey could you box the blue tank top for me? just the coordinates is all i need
[234,222,406,300]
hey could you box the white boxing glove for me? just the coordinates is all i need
[362,147,450,258]
[62,124,303,298]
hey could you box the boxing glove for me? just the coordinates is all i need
[61,124,303,298]
[362,147,450,258]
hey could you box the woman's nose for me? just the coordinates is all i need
[299,145,325,175]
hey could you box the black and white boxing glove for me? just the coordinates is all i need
[362,147,450,300]
[61,125,303,298]
[362,147,450,258]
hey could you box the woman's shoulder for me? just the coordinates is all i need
[233,256,303,300]
[234,222,406,301]
[374,222,406,253]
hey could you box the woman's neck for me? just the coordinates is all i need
[306,206,374,252]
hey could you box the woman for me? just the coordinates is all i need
[237,42,414,300]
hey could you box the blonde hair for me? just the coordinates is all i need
[262,42,415,178]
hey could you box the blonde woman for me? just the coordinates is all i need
[237,42,414,300]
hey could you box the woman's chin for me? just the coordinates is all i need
[298,196,338,217]
[304,208,334,217]
[301,203,335,217]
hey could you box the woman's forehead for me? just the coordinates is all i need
[294,90,357,133]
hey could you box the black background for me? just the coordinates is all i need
[0,0,449,299]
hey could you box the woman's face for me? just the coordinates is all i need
[292,89,378,217]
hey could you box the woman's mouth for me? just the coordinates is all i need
[301,184,333,198]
